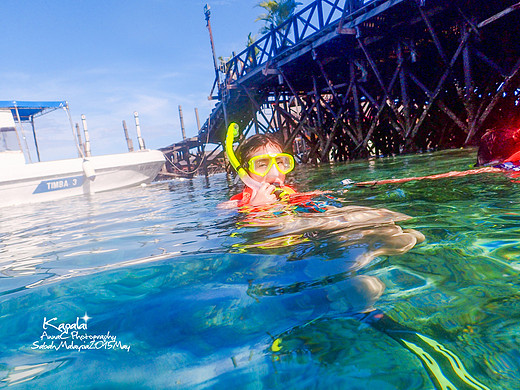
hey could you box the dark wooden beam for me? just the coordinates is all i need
[407,29,470,140]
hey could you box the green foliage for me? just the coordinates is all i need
[246,33,260,63]
[255,0,302,33]
[246,32,257,47]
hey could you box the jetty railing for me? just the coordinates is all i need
[221,0,382,87]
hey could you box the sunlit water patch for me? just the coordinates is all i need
[1,149,519,389]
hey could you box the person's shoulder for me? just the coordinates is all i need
[230,193,243,201]
[228,187,254,206]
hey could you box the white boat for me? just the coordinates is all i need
[0,101,165,207]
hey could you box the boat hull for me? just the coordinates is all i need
[0,150,165,207]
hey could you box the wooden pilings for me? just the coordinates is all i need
[122,120,134,152]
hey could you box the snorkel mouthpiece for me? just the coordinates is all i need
[272,182,291,200]
[225,122,261,191]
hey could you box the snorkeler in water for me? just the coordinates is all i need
[355,126,520,186]
[230,132,296,206]
[220,127,491,389]
[222,123,325,209]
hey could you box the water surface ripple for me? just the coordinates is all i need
[0,149,518,389]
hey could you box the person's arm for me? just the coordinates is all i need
[356,167,502,186]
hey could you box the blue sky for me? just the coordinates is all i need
[0,0,311,161]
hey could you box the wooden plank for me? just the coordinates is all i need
[478,1,520,28]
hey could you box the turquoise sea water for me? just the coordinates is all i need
[1,148,520,389]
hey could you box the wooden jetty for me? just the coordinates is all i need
[198,0,520,164]
[159,136,224,178]
[159,105,224,178]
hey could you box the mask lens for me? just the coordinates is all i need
[275,155,294,173]
[252,157,272,175]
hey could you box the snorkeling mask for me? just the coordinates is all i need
[247,153,295,177]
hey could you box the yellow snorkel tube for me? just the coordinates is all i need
[225,122,261,192]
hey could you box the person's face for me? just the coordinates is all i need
[247,144,287,184]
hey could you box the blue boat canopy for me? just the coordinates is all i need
[0,100,68,122]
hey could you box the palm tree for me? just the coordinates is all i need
[246,32,257,47]
[256,0,302,33]
[246,33,260,66]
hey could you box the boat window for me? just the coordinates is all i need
[0,110,20,152]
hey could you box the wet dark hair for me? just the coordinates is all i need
[477,127,520,166]
[236,133,286,167]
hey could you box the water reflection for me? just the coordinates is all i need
[227,203,491,389]
[0,179,231,295]
[234,204,424,270]
[0,359,70,387]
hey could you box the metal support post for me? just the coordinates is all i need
[134,111,145,150]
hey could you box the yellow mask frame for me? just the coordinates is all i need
[247,153,295,177]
